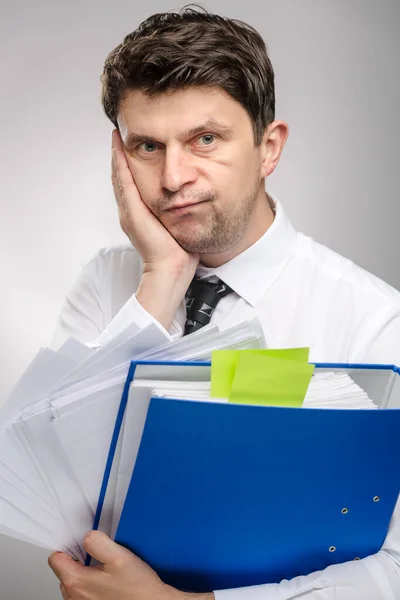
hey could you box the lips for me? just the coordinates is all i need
[166,200,206,211]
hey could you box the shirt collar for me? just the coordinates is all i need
[195,194,298,307]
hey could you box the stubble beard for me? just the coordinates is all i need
[169,189,259,255]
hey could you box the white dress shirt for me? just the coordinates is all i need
[51,196,400,599]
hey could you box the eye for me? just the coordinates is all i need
[197,134,216,146]
[139,141,159,153]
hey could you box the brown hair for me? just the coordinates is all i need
[100,4,275,146]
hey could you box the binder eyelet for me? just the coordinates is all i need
[373,496,380,502]
[329,546,336,552]
[354,557,361,560]
[341,508,348,514]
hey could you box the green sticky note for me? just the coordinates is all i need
[210,348,310,398]
[229,352,315,407]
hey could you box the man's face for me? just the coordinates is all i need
[117,86,268,255]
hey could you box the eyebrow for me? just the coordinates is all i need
[124,118,234,149]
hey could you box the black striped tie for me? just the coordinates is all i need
[184,277,234,336]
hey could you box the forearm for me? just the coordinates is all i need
[213,553,398,600]
[212,497,400,600]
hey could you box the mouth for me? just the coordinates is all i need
[165,200,209,214]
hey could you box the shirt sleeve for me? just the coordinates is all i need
[351,302,400,367]
[49,254,182,350]
[213,498,400,600]
[357,304,400,368]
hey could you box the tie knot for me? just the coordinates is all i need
[184,276,234,336]
[188,276,233,297]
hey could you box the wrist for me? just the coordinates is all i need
[143,255,197,280]
[164,585,214,600]
[183,594,214,600]
[136,266,194,331]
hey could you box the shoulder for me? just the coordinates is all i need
[293,234,400,362]
[85,243,139,265]
[82,244,141,276]
[297,233,400,306]
[77,244,143,303]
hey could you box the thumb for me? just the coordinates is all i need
[48,551,84,582]
[83,530,130,565]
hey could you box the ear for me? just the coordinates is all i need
[260,120,289,178]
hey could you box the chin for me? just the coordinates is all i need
[176,237,224,254]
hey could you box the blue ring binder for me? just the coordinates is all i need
[88,360,400,589]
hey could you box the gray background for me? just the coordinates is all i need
[0,0,399,598]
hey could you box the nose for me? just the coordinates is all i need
[160,146,198,193]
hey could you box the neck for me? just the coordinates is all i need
[199,190,275,268]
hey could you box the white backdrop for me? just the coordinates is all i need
[0,1,399,598]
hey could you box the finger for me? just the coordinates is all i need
[111,138,156,236]
[111,133,140,204]
[48,551,85,582]
[111,131,132,235]
[111,138,136,219]
[112,128,129,172]
[111,157,132,240]
[111,130,123,200]
[113,147,137,197]
[111,128,124,169]
[112,128,130,161]
[111,127,119,149]
[112,127,123,151]
[83,530,132,566]
[111,150,122,206]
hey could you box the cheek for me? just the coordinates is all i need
[203,157,259,205]
[239,154,263,188]
[221,156,260,191]
[226,145,260,177]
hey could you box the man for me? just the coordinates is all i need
[48,6,400,600]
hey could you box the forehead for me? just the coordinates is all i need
[117,86,252,141]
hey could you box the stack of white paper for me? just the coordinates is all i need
[0,316,378,560]
[0,318,266,558]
